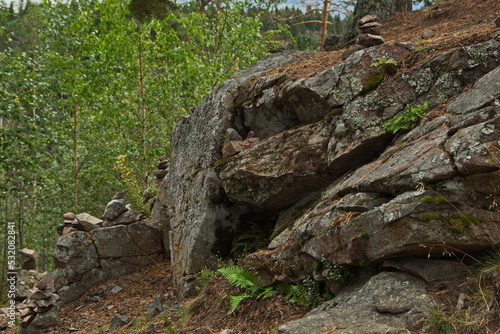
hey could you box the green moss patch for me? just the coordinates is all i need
[418,195,447,203]
[417,212,482,233]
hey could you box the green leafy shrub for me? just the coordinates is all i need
[382,101,429,134]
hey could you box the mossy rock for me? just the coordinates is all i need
[418,195,447,203]
[227,178,248,191]
[361,69,385,93]
[448,214,482,233]
[417,212,482,233]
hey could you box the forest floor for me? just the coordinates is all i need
[4,0,500,333]
[42,260,309,334]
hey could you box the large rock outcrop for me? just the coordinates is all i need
[155,35,500,331]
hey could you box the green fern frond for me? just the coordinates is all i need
[228,294,250,314]
[257,286,277,299]
[277,283,308,306]
[217,266,258,290]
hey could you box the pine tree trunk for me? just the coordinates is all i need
[394,0,412,12]
[320,0,330,51]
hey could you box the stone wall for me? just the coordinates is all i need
[19,210,165,333]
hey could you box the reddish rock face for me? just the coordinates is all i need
[152,38,500,304]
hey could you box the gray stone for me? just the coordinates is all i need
[108,207,137,226]
[91,222,163,258]
[109,314,130,330]
[359,22,382,35]
[383,258,467,282]
[278,272,432,334]
[358,14,378,26]
[220,122,332,210]
[33,294,59,308]
[152,38,500,301]
[158,51,315,296]
[110,285,123,294]
[76,213,103,231]
[56,268,107,304]
[53,232,99,280]
[146,295,165,310]
[329,125,455,195]
[63,212,76,220]
[100,253,164,279]
[102,198,126,221]
[445,117,500,175]
[29,304,60,329]
[29,289,52,300]
[356,33,384,46]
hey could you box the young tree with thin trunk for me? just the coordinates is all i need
[272,0,353,50]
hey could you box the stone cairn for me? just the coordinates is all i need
[153,156,169,184]
[19,249,37,270]
[10,266,60,333]
[356,14,384,47]
[16,193,151,332]
[342,15,385,60]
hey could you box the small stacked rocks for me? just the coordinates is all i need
[56,212,103,236]
[356,15,384,47]
[20,277,60,331]
[153,156,169,183]
[19,248,37,270]
[58,212,86,235]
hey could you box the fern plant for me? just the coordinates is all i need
[382,101,429,134]
[217,266,276,313]
[277,282,309,306]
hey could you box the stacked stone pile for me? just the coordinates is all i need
[153,156,169,183]
[342,14,386,60]
[20,281,59,332]
[19,249,37,270]
[55,193,149,234]
[102,193,136,227]
[356,14,384,47]
[18,189,165,333]
[1,268,60,333]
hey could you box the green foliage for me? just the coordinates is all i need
[196,267,217,292]
[0,0,281,293]
[277,282,309,306]
[321,255,352,283]
[425,307,456,334]
[278,278,326,307]
[371,57,398,68]
[382,101,429,134]
[478,250,500,297]
[217,265,328,312]
[217,266,276,313]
